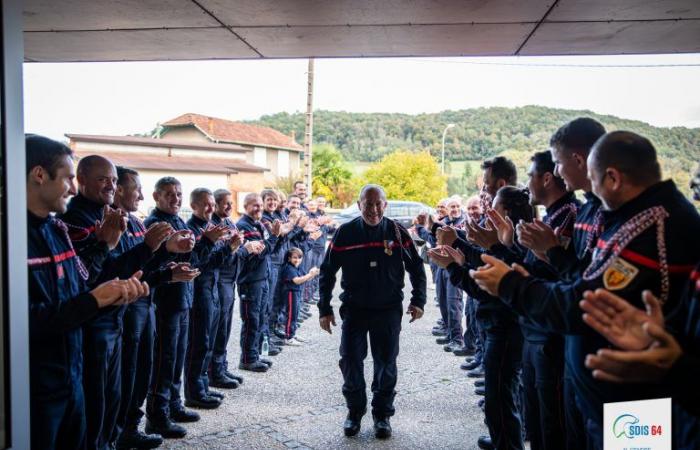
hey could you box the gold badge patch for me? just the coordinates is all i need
[603,257,639,291]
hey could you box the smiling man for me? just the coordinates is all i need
[318,184,426,440]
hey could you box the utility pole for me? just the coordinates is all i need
[303,58,315,190]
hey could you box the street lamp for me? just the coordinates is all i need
[441,123,455,175]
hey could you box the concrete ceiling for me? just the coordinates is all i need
[23,0,700,62]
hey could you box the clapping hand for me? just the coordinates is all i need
[579,289,664,351]
[95,205,127,250]
[466,220,499,250]
[166,229,195,253]
[486,209,515,248]
[436,226,458,246]
[516,219,559,254]
[168,262,201,283]
[244,240,265,254]
[203,224,229,243]
[144,222,174,251]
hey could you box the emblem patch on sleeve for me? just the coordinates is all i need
[603,257,639,291]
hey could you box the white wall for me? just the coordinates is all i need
[253,146,267,167]
[277,149,290,177]
[138,170,228,217]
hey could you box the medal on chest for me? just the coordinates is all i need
[384,240,393,256]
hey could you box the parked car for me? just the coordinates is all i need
[332,200,434,230]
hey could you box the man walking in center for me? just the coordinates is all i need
[318,184,426,439]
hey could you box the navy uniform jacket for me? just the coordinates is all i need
[497,180,700,425]
[115,213,175,307]
[236,214,278,285]
[28,211,98,400]
[666,263,700,416]
[60,194,153,328]
[520,192,579,343]
[187,214,244,300]
[144,208,195,312]
[262,210,289,266]
[211,213,239,282]
[546,191,602,279]
[308,211,329,252]
[318,216,427,317]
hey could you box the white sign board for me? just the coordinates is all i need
[604,398,671,450]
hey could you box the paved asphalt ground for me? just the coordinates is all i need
[160,268,490,449]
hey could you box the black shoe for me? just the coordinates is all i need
[145,418,187,439]
[185,396,221,410]
[343,410,364,437]
[443,341,463,353]
[239,361,269,372]
[169,407,200,423]
[478,397,485,409]
[431,328,447,337]
[225,371,244,384]
[207,389,225,399]
[209,376,239,389]
[467,367,485,378]
[259,358,273,367]
[436,337,450,345]
[474,386,486,396]
[477,435,495,450]
[453,346,475,357]
[474,379,485,387]
[266,346,282,356]
[270,336,286,347]
[116,428,164,449]
[373,415,392,439]
[461,360,481,371]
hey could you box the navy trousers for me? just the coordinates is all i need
[114,300,154,440]
[339,305,402,418]
[263,264,280,338]
[281,289,301,339]
[211,277,236,379]
[147,308,189,420]
[83,326,122,450]
[31,387,86,450]
[463,296,481,353]
[521,338,566,450]
[482,322,525,450]
[438,268,464,344]
[185,282,221,400]
[238,281,268,364]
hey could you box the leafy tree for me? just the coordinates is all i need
[311,143,352,207]
[363,151,447,205]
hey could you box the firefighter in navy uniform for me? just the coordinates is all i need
[318,184,426,440]
[144,177,206,439]
[209,188,245,388]
[470,131,700,450]
[236,193,281,372]
[184,188,252,409]
[25,135,146,450]
[59,155,172,450]
[578,164,700,449]
[514,118,606,450]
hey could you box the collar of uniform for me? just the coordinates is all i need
[583,191,601,204]
[190,214,209,228]
[68,192,105,213]
[446,214,464,226]
[359,216,385,232]
[211,213,226,225]
[27,210,50,227]
[546,191,577,216]
[262,210,276,223]
[153,207,178,219]
[603,180,677,224]
[242,214,259,226]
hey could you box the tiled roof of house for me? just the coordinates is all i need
[162,113,303,152]
[66,133,249,153]
[74,150,267,174]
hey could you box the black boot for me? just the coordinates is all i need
[477,435,495,449]
[145,417,187,439]
[169,406,200,423]
[373,415,392,439]
[116,424,164,449]
[343,410,364,437]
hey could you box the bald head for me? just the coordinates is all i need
[358,184,387,226]
[76,154,117,205]
[588,131,661,187]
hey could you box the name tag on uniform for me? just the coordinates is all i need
[370,261,377,268]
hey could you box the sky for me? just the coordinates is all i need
[23,53,700,141]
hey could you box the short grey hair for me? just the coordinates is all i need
[243,192,261,207]
[190,187,213,204]
[358,184,387,202]
[213,188,231,203]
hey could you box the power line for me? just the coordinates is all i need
[403,58,700,68]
